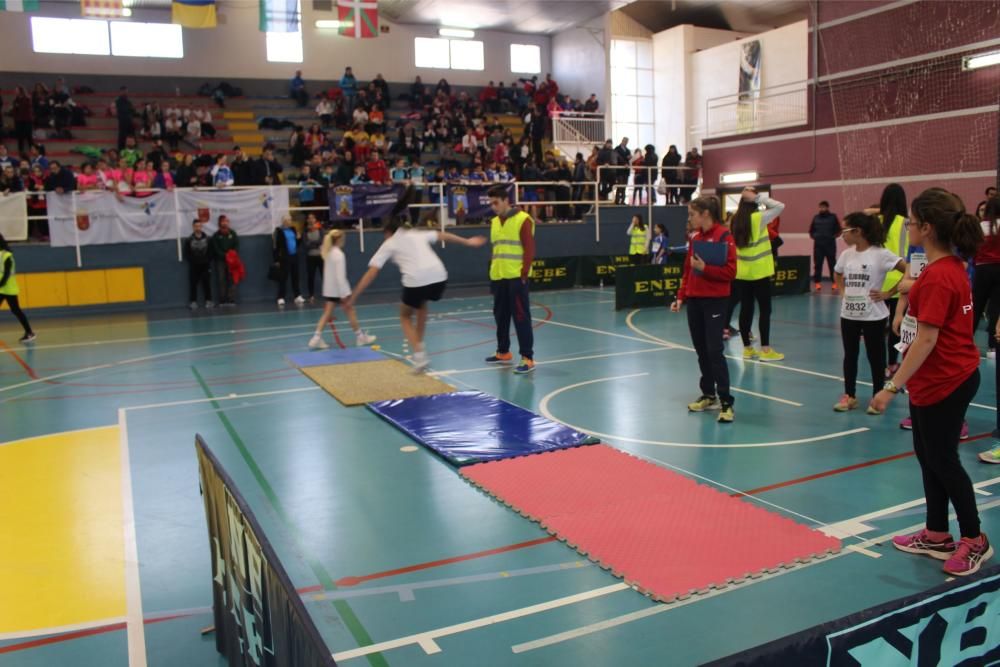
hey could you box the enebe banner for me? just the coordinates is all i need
[578,255,637,286]
[529,257,578,291]
[48,188,290,247]
[196,436,336,667]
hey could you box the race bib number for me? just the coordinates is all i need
[843,288,871,318]
[909,253,928,278]
[895,314,917,353]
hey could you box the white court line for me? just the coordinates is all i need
[430,347,670,377]
[123,386,320,412]
[538,374,858,448]
[331,583,629,661]
[0,423,118,448]
[544,319,681,347]
[510,498,1000,655]
[117,408,147,666]
[0,616,128,642]
[730,387,803,407]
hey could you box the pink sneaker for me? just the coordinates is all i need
[899,416,913,430]
[943,534,993,576]
[960,422,969,440]
[892,529,955,560]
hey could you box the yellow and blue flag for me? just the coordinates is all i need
[172,0,216,29]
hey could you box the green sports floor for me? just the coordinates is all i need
[2,286,999,666]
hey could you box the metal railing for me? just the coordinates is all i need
[553,112,607,159]
[705,81,809,139]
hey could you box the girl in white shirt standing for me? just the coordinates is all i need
[308,229,377,350]
[833,212,907,412]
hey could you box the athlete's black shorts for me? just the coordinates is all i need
[401,281,447,308]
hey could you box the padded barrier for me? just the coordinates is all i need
[367,391,600,466]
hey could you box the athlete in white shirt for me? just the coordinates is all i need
[308,229,377,349]
[346,220,486,372]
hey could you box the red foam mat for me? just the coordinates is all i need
[460,445,841,602]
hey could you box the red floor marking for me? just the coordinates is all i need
[0,340,39,380]
[334,536,558,587]
[736,432,995,497]
[0,614,190,655]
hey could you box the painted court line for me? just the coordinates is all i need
[430,347,670,377]
[331,583,630,661]
[510,499,1000,655]
[117,409,147,666]
[0,616,127,642]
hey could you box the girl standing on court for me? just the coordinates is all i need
[626,214,647,264]
[0,234,34,342]
[730,186,785,361]
[650,223,669,265]
[307,229,376,350]
[871,188,992,576]
[833,212,906,413]
[972,197,1000,359]
[670,196,737,423]
[869,183,910,376]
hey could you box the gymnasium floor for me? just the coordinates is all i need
[2,286,999,666]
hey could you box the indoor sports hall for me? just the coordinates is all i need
[1,1,999,666]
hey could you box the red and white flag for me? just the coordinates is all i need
[337,0,377,39]
[81,0,124,18]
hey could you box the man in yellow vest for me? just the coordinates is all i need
[485,185,536,373]
[0,234,35,343]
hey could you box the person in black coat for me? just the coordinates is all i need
[660,145,682,204]
[251,148,283,185]
[115,87,134,150]
[642,144,659,205]
[613,138,630,204]
[809,200,841,289]
[43,161,75,193]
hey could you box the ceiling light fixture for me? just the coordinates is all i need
[439,27,474,39]
[963,50,1000,71]
[720,171,758,184]
[315,19,343,29]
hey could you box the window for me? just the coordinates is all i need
[266,0,303,63]
[110,21,183,59]
[610,39,654,152]
[414,37,484,70]
[31,16,110,56]
[510,43,540,74]
[414,37,450,69]
[449,39,484,71]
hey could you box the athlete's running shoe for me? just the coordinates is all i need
[892,529,956,560]
[944,535,993,576]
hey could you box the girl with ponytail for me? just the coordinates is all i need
[871,188,992,576]
[307,228,377,350]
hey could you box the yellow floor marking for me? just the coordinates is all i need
[0,426,126,634]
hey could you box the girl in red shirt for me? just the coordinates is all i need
[671,195,738,423]
[972,197,1000,357]
[871,187,992,576]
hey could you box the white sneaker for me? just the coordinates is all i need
[189,301,198,310]
[356,332,377,346]
[988,349,996,360]
[277,298,286,307]
[412,351,429,373]
[308,335,329,350]
[205,300,215,309]
[294,295,306,306]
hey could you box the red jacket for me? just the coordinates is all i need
[677,223,737,301]
[365,158,388,184]
[976,223,1000,265]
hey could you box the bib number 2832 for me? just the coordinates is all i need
[844,294,870,317]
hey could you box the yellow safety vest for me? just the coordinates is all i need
[490,210,532,280]
[629,225,647,255]
[881,214,908,291]
[736,211,775,280]
[0,250,18,296]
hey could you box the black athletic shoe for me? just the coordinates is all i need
[19,332,36,343]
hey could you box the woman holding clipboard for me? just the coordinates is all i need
[671,196,738,423]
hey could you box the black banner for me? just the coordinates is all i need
[529,257,578,291]
[707,566,1000,666]
[196,436,337,667]
[578,255,636,286]
[447,184,513,218]
[329,184,405,221]
[771,255,810,295]
[614,259,685,310]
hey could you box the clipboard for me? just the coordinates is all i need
[692,240,729,266]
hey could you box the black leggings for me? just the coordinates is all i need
[1,294,32,335]
[841,317,886,398]
[972,263,1000,351]
[911,370,981,538]
[736,278,772,346]
[886,297,901,366]
[687,297,732,405]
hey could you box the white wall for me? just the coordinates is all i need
[552,19,607,105]
[0,1,551,86]
[689,19,808,140]
[652,25,691,156]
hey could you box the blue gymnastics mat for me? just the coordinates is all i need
[367,391,601,466]
[286,347,384,368]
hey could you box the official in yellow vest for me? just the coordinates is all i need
[626,214,648,264]
[0,234,35,343]
[870,183,910,372]
[485,185,536,374]
[730,188,785,362]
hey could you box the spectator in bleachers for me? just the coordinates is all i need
[341,66,358,113]
[0,165,23,194]
[212,154,234,188]
[75,163,99,191]
[153,159,175,190]
[371,73,390,104]
[175,153,199,188]
[120,136,143,168]
[291,70,308,108]
[146,138,170,171]
[31,83,50,130]
[211,214,239,306]
[370,128,388,153]
[409,76,427,109]
[661,145,681,204]
[642,144,658,205]
[352,104,369,130]
[316,95,334,128]
[298,164,319,206]
[350,164,369,185]
[366,150,389,184]
[289,127,308,168]
[133,160,156,196]
[26,165,46,238]
[369,104,385,132]
[436,78,451,97]
[252,147,283,185]
[44,161,75,193]
[479,81,499,113]
[27,144,48,171]
[186,115,202,149]
[12,87,33,155]
[115,87,134,150]
[199,108,216,139]
[0,145,19,171]
[164,112,182,151]
[231,146,253,186]
[613,137,630,204]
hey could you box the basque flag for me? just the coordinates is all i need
[337,0,377,39]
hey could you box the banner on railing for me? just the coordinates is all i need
[447,184,512,219]
[578,255,636,286]
[770,255,809,295]
[329,184,405,221]
[529,257,578,291]
[614,259,684,310]
[47,189,290,247]
[0,192,28,241]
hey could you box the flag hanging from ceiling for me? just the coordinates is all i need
[337,0,377,38]
[172,0,217,28]
[259,0,299,32]
[0,0,40,11]
[81,0,124,18]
